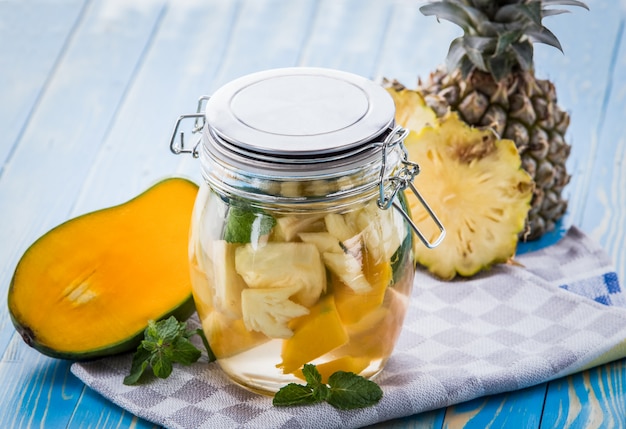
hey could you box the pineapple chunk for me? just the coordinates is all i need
[324,213,358,242]
[241,286,309,338]
[298,232,343,254]
[210,240,247,318]
[274,214,325,241]
[235,242,326,307]
[345,204,402,263]
[322,252,372,294]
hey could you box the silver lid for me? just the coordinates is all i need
[204,67,395,160]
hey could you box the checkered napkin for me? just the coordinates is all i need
[71,226,626,429]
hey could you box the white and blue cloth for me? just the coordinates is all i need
[72,227,626,429]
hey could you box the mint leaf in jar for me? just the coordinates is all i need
[223,205,276,243]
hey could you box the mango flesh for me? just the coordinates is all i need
[7,178,198,360]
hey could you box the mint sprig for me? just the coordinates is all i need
[223,205,276,243]
[124,316,215,385]
[273,364,383,410]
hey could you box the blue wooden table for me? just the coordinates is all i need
[1,0,625,427]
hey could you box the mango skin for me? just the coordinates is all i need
[7,178,199,360]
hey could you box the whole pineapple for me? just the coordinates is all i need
[415,0,588,241]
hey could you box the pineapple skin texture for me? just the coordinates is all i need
[401,109,534,280]
[417,69,571,241]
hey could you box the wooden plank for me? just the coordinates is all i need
[0,335,87,428]
[0,0,86,168]
[541,358,626,428]
[209,0,318,89]
[374,0,459,85]
[67,386,159,429]
[0,0,169,426]
[297,0,395,77]
[69,0,319,216]
[438,384,546,429]
[579,15,626,283]
[531,0,622,231]
[0,0,168,352]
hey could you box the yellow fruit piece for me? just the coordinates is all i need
[385,82,438,133]
[210,240,247,318]
[333,252,392,325]
[341,288,409,360]
[323,252,372,294]
[235,242,326,307]
[404,112,533,279]
[7,178,197,360]
[202,311,269,359]
[241,286,309,338]
[279,295,349,374]
[274,214,325,241]
[295,355,371,384]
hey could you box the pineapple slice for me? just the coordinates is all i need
[404,111,533,279]
[241,286,309,338]
[384,81,438,133]
[274,214,325,241]
[210,240,247,318]
[324,213,358,242]
[322,252,372,294]
[298,232,343,254]
[235,242,326,307]
[348,202,405,262]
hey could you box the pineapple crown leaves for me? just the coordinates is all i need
[420,0,589,81]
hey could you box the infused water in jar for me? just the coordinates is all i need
[170,67,444,394]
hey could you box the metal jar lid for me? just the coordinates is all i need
[203,67,395,163]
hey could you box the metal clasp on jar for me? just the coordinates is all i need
[169,96,210,158]
[377,126,446,249]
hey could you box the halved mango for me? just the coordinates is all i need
[8,178,198,360]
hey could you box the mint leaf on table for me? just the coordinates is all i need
[223,205,276,243]
[272,383,318,406]
[273,364,382,410]
[327,371,383,410]
[123,316,215,385]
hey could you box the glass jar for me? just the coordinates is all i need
[170,67,444,394]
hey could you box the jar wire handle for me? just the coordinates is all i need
[377,127,446,249]
[169,95,210,158]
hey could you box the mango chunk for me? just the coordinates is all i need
[342,288,408,360]
[202,311,269,359]
[333,252,392,324]
[279,295,349,374]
